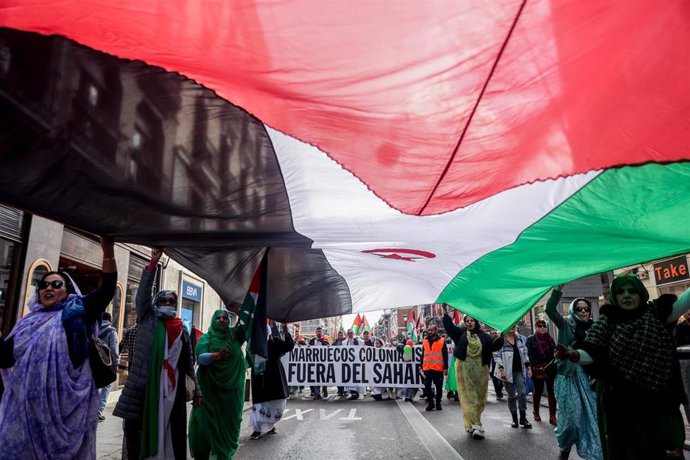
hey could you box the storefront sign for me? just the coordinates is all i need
[181,280,202,302]
[281,345,424,388]
[562,274,605,297]
[654,257,689,286]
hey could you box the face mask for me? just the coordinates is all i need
[158,306,177,318]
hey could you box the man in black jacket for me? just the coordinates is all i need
[332,330,346,396]
[308,327,330,399]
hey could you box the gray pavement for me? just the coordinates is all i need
[97,388,688,459]
[235,391,580,460]
[96,397,253,459]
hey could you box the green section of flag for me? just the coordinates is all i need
[438,162,690,331]
[239,292,266,374]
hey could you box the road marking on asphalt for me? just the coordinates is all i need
[396,400,464,460]
[339,409,362,421]
[282,408,313,421]
[319,409,343,420]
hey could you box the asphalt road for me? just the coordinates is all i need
[235,390,588,460]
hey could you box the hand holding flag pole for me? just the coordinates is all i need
[238,249,270,375]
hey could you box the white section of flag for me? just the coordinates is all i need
[268,127,600,311]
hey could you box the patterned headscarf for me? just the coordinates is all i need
[585,275,672,392]
[608,274,649,307]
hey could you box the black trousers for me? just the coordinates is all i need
[123,418,142,460]
[424,370,444,405]
[491,373,504,397]
[123,384,188,459]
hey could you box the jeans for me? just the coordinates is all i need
[504,371,527,413]
[98,382,112,415]
[403,388,418,399]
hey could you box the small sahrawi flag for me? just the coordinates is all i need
[406,309,417,343]
[352,313,362,335]
[361,314,370,333]
[239,250,269,374]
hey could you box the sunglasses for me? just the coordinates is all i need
[536,324,546,328]
[575,307,590,313]
[157,297,177,306]
[38,280,65,290]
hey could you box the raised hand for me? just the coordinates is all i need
[151,247,164,263]
[100,235,115,256]
[212,348,228,361]
[554,344,580,362]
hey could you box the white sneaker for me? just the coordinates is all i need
[471,425,485,440]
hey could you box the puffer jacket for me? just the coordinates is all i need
[113,268,158,419]
[113,268,194,420]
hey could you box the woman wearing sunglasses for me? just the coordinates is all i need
[556,276,690,460]
[0,236,117,459]
[526,319,557,425]
[545,286,601,460]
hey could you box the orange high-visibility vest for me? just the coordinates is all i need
[422,338,445,372]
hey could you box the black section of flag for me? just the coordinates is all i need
[0,28,351,321]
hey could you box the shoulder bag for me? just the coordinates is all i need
[89,335,117,388]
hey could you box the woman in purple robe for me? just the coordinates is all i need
[0,237,117,459]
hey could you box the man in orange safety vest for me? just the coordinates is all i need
[420,322,448,411]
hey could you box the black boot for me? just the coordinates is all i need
[519,410,533,429]
[511,411,518,428]
[426,402,435,411]
[435,401,442,410]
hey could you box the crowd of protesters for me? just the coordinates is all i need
[1,240,690,460]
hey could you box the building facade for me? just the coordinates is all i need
[0,206,225,390]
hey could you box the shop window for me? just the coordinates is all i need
[180,280,202,332]
[111,282,124,336]
[122,280,139,331]
[0,239,19,332]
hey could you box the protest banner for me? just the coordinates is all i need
[281,345,425,388]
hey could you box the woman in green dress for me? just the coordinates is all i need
[189,310,247,460]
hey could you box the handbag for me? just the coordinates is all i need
[89,335,117,388]
[532,360,556,380]
[532,363,548,380]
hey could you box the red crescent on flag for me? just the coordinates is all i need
[361,248,436,262]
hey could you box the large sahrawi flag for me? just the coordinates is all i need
[1,2,690,330]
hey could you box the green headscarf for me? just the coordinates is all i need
[194,309,244,388]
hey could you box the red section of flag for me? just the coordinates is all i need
[452,310,460,325]
[4,2,689,214]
